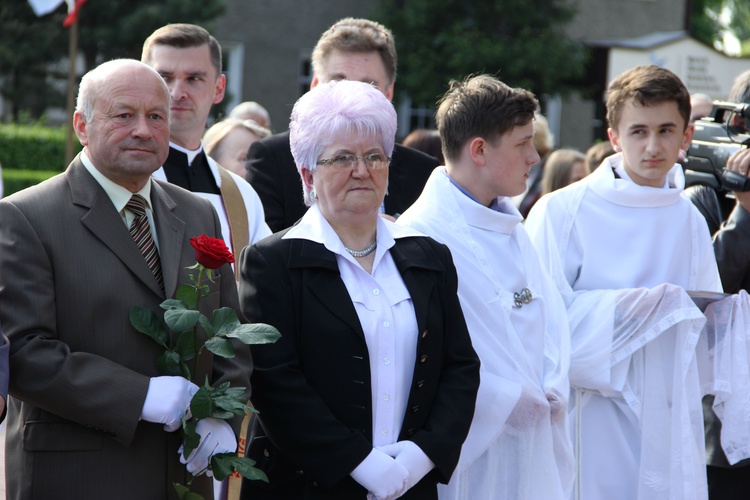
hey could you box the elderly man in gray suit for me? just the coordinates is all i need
[0,59,252,500]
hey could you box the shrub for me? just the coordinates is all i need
[0,123,80,172]
[2,168,61,197]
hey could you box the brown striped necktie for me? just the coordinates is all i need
[126,194,164,291]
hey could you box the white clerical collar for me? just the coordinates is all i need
[587,153,685,208]
[441,168,522,234]
[170,141,204,166]
[80,151,154,215]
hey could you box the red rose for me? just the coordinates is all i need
[189,235,235,270]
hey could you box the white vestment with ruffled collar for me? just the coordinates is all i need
[525,153,722,500]
[398,167,574,500]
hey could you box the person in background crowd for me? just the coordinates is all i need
[514,112,553,217]
[0,59,251,500]
[244,18,439,232]
[687,70,750,500]
[402,129,443,164]
[584,141,615,174]
[142,23,271,269]
[541,148,588,195]
[204,118,272,177]
[691,92,715,122]
[229,101,272,130]
[239,79,480,500]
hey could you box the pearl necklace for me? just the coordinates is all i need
[344,240,377,258]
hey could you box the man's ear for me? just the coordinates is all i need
[468,137,486,166]
[607,128,621,153]
[310,73,321,90]
[213,74,227,105]
[73,111,88,146]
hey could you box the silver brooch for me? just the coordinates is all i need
[513,288,533,308]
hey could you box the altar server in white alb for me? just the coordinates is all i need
[398,74,574,500]
[525,65,722,500]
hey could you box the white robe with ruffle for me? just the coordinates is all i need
[525,153,722,500]
[398,167,574,500]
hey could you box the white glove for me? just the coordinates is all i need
[180,418,237,476]
[141,376,199,432]
[377,441,434,494]
[350,448,408,500]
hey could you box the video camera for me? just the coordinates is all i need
[686,101,750,191]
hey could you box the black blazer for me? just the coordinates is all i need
[245,131,441,232]
[238,231,480,499]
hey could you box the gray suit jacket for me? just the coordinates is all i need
[0,157,253,500]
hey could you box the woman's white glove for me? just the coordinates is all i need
[377,441,434,494]
[351,448,408,500]
[140,376,199,432]
[179,418,237,476]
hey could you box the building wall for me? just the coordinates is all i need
[214,0,690,149]
[215,0,377,132]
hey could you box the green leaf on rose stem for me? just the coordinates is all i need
[165,308,202,332]
[175,284,199,310]
[198,314,215,339]
[129,306,168,347]
[190,385,214,420]
[226,323,282,345]
[160,298,187,311]
[209,453,236,481]
[210,307,241,336]
[212,454,269,482]
[182,419,200,460]
[156,350,182,376]
[175,330,196,361]
[205,336,235,358]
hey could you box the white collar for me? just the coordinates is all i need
[586,153,685,208]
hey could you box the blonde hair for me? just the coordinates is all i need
[203,118,271,159]
[541,148,586,195]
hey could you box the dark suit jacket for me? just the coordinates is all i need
[245,131,440,232]
[238,231,480,499]
[0,157,253,500]
[0,328,7,423]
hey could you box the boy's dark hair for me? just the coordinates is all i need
[436,74,538,162]
[606,65,690,132]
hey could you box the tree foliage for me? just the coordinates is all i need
[1,0,225,122]
[372,0,588,107]
[690,0,725,48]
[0,3,70,119]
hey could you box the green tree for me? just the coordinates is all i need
[1,0,225,122]
[75,0,225,71]
[0,3,69,120]
[690,0,724,48]
[372,0,587,107]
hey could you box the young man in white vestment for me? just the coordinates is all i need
[525,65,724,500]
[397,74,574,499]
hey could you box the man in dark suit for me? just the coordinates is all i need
[245,18,440,233]
[0,59,251,500]
[0,326,7,422]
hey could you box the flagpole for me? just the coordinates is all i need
[64,14,78,166]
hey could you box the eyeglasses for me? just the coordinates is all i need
[316,153,391,170]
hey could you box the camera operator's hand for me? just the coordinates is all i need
[727,148,750,212]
